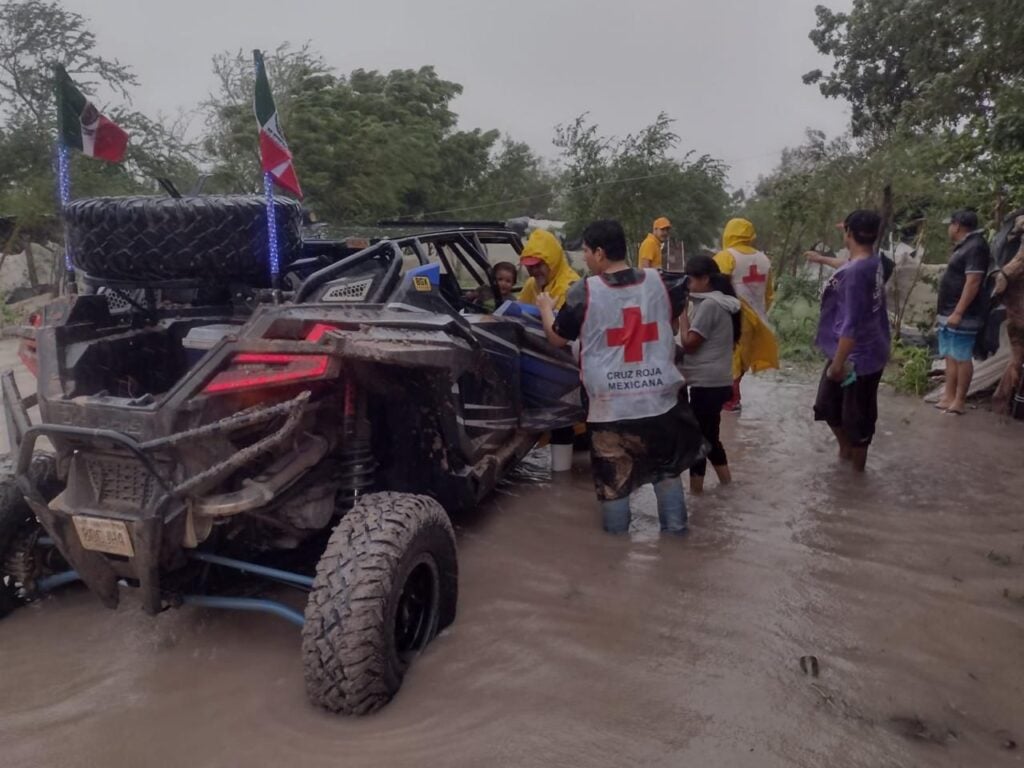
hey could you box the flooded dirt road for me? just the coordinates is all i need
[1,339,1022,766]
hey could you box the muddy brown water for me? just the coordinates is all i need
[1,343,1022,766]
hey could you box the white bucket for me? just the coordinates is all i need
[551,443,574,472]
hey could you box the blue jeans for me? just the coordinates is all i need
[601,475,688,535]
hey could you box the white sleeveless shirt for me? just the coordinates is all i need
[579,269,683,423]
[729,247,772,321]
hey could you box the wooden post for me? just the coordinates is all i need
[876,183,894,255]
[24,241,39,288]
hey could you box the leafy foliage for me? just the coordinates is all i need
[0,0,199,247]
[886,341,933,395]
[0,2,728,254]
[769,273,821,362]
[0,0,136,126]
[201,47,559,224]
[803,0,1024,203]
[554,112,729,255]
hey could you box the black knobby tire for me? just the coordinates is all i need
[302,492,458,715]
[63,196,303,285]
[0,453,59,618]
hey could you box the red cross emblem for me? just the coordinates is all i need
[606,307,659,363]
[742,264,767,284]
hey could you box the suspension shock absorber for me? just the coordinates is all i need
[337,376,375,500]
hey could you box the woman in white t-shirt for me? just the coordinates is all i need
[679,256,742,494]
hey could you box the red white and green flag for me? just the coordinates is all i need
[253,50,303,199]
[55,65,129,163]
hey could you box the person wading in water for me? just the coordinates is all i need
[536,219,705,534]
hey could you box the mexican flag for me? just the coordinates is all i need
[253,50,303,199]
[55,65,129,163]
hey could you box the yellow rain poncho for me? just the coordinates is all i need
[713,218,780,377]
[517,230,580,309]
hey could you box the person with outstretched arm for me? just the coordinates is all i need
[812,210,892,472]
[535,220,705,535]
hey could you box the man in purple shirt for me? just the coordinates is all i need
[810,209,892,471]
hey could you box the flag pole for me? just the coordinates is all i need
[54,63,75,293]
[254,50,280,290]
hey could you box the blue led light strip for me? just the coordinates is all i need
[264,171,280,284]
[57,143,73,272]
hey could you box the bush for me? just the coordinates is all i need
[886,341,932,395]
[770,274,821,362]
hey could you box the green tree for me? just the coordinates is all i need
[0,0,136,127]
[804,0,1024,202]
[461,137,559,220]
[805,0,1024,137]
[0,0,199,254]
[554,112,729,256]
[202,43,333,195]
[203,48,505,223]
[737,128,981,277]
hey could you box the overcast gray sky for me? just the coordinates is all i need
[64,0,851,191]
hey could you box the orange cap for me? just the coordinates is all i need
[653,217,671,230]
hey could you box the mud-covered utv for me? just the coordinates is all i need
[0,196,582,714]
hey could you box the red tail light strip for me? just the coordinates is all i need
[305,323,338,342]
[203,353,329,394]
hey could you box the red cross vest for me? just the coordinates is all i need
[729,247,772,321]
[579,269,683,423]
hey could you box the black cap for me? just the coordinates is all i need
[843,209,881,245]
[943,209,979,229]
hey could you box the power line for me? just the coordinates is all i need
[399,148,787,220]
[404,169,688,219]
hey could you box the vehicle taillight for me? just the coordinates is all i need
[202,353,329,394]
[305,323,337,342]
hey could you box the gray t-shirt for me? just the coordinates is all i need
[682,292,739,388]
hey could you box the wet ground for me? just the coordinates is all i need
[1,336,1022,767]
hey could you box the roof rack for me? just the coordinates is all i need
[376,219,509,230]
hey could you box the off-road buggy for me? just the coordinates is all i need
[0,195,582,714]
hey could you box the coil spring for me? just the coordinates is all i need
[337,439,376,493]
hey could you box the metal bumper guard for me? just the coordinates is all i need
[1,371,313,613]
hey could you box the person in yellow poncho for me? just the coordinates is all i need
[712,218,780,411]
[517,229,580,310]
[517,229,583,460]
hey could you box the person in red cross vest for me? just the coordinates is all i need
[536,220,706,535]
[713,218,780,411]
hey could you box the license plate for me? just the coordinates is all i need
[72,516,135,557]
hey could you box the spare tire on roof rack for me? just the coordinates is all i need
[63,195,303,286]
